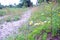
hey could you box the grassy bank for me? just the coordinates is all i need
[0,8,28,24]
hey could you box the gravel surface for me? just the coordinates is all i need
[0,9,32,40]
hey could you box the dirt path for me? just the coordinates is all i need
[0,8,32,40]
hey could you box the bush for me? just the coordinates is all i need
[13,15,20,21]
[15,34,25,40]
[5,15,20,22]
[57,0,60,3]
[0,10,6,16]
[28,3,60,40]
[6,17,11,22]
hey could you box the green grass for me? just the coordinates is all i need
[0,15,20,22]
[15,34,25,40]
[1,8,28,16]
[0,7,28,17]
[42,33,47,40]
[0,7,28,23]
[0,10,6,16]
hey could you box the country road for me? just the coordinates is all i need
[0,8,33,40]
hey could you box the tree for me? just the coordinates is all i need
[20,0,33,7]
[17,3,23,8]
[38,0,57,4]
[38,0,44,4]
[0,3,3,9]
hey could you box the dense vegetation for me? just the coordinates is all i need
[0,0,60,40]
[0,8,28,24]
[28,3,60,40]
[0,0,33,9]
[3,2,60,40]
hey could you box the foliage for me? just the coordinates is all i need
[4,36,14,40]
[20,0,33,7]
[57,0,60,3]
[15,34,25,40]
[0,10,6,16]
[6,17,11,22]
[1,2,60,40]
[0,8,28,23]
[13,15,20,21]
[0,3,3,9]
[28,23,50,40]
[6,15,20,22]
[38,0,43,4]
[17,3,23,8]
[52,6,60,36]
[42,33,47,40]
[28,3,60,40]
[4,34,25,40]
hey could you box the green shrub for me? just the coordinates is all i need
[6,17,11,22]
[13,15,20,21]
[0,10,6,16]
[57,0,60,3]
[42,33,47,40]
[38,0,43,4]
[28,3,60,40]
[4,34,25,40]
[5,15,20,22]
[28,23,50,40]
[15,34,25,40]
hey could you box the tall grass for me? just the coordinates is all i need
[0,10,6,16]
[0,8,28,23]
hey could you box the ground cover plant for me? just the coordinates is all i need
[0,9,6,16]
[28,2,60,40]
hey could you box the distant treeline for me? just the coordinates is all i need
[0,0,60,9]
[0,0,33,9]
